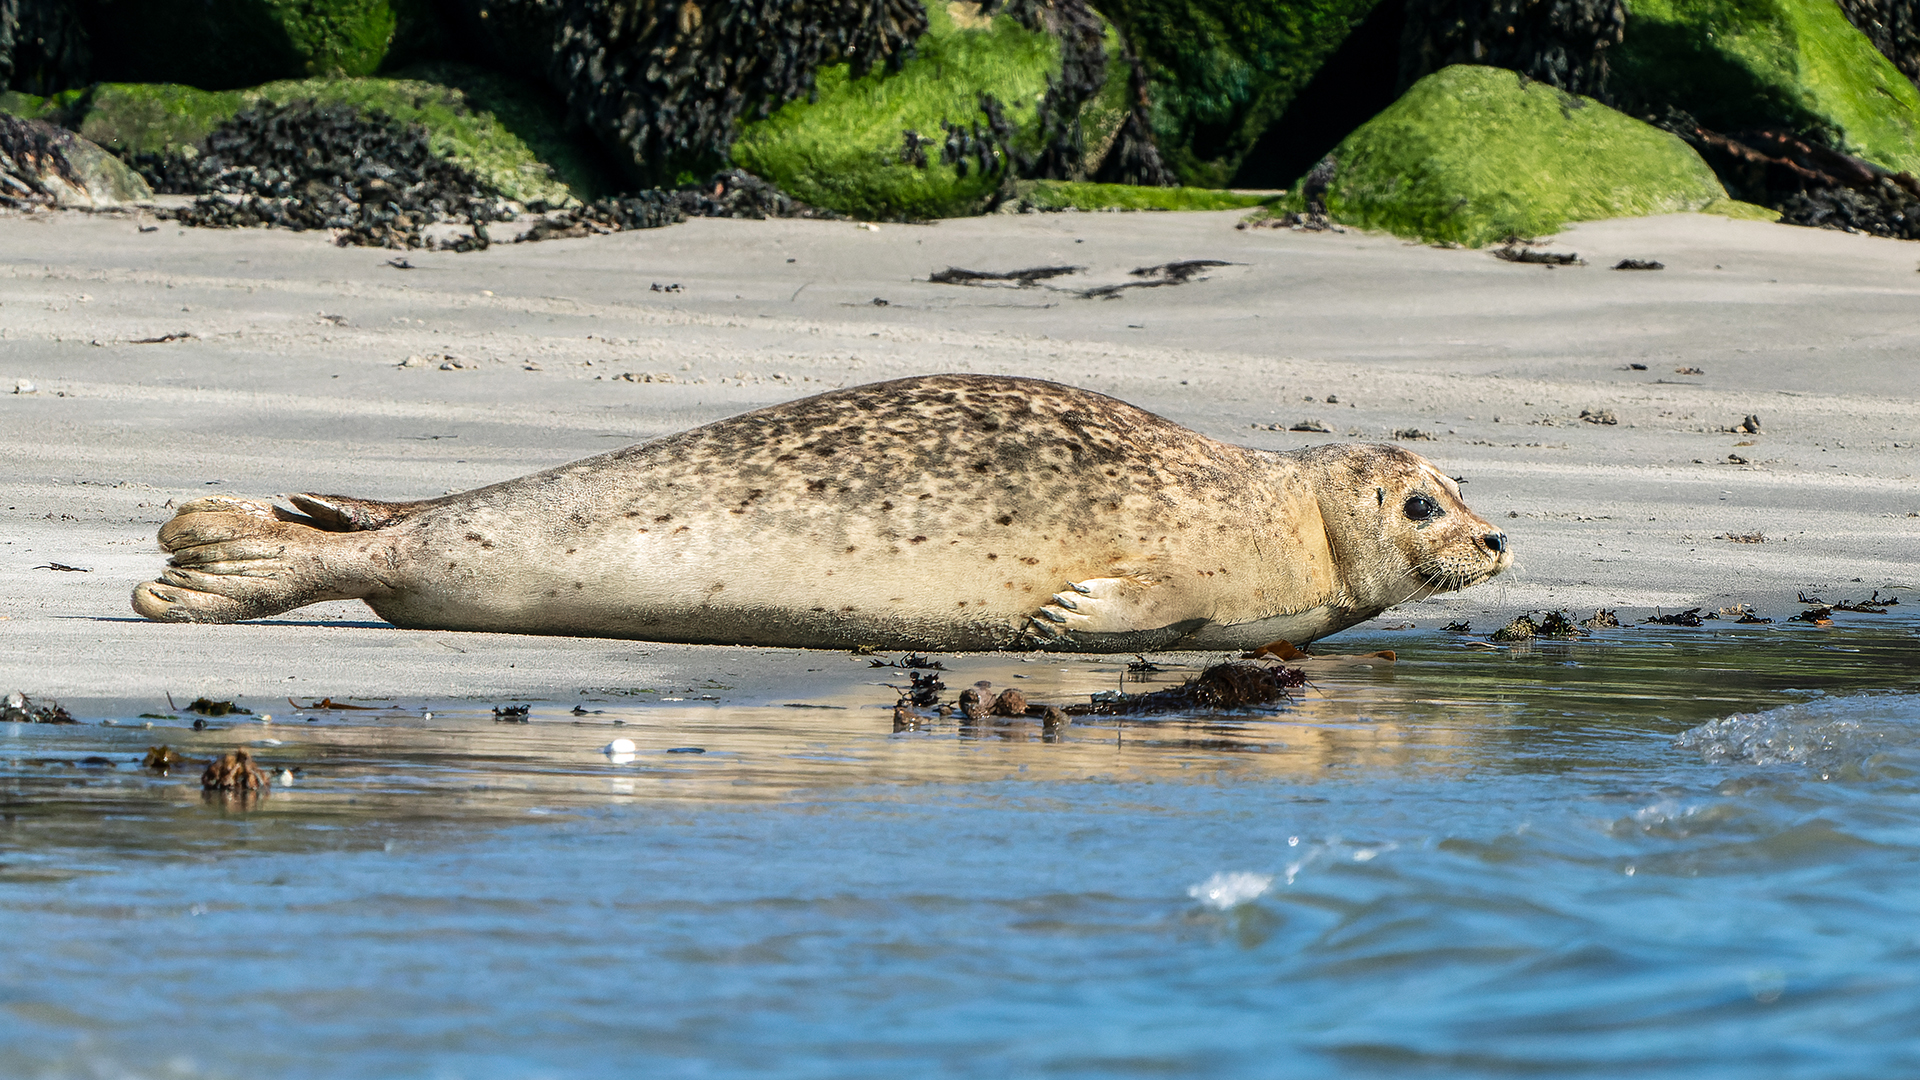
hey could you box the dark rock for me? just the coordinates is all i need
[442,0,927,184]
[0,113,151,206]
[1,0,90,94]
[1400,0,1625,98]
[77,0,422,89]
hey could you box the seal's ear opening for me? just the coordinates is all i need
[1377,487,1385,506]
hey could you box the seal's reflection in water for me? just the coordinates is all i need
[3,619,1917,876]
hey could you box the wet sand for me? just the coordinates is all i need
[1,207,1915,706]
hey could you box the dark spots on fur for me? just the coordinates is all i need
[958,601,967,607]
[1106,469,1118,477]
[973,461,991,472]
[807,478,828,493]
[463,532,482,542]
[546,589,558,597]
[775,453,797,463]
[1004,581,1015,588]
[573,582,584,589]
[1021,557,1039,565]
[673,526,689,535]
[846,545,857,553]
[654,513,672,523]
[841,605,857,612]
[910,536,927,544]
[918,492,932,500]
[625,510,640,518]
[1107,502,1120,511]
[566,548,577,554]
[811,606,827,612]
[987,553,998,560]
[997,514,1013,526]
[881,500,894,511]
[637,528,649,534]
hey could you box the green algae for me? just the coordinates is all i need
[14,70,603,206]
[1294,65,1728,247]
[729,2,1062,219]
[1700,196,1784,220]
[1012,179,1276,210]
[1612,0,1920,173]
[1093,0,1383,188]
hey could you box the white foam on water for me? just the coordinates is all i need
[1187,871,1273,910]
[1676,694,1920,770]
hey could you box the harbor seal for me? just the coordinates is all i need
[131,374,1511,651]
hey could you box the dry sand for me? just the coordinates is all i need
[1,207,1915,710]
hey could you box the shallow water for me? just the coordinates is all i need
[4,614,1919,1078]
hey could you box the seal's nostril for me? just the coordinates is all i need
[1483,532,1507,554]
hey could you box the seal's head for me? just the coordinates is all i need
[1302,444,1511,613]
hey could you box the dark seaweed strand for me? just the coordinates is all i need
[1835,0,1920,88]
[528,0,928,181]
[1398,0,1625,98]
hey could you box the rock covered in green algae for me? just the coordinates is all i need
[1296,65,1728,247]
[75,0,437,89]
[6,69,600,207]
[729,1,1135,220]
[1610,0,1920,175]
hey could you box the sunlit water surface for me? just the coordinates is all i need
[4,616,1919,1078]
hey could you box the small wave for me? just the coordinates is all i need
[1676,694,1920,771]
[1187,871,1273,910]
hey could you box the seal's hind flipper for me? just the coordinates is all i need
[288,493,420,532]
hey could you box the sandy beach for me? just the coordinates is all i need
[2,207,1915,707]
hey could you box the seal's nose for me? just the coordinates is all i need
[1482,532,1507,555]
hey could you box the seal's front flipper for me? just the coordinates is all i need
[131,496,378,623]
[288,493,421,532]
[1024,574,1201,649]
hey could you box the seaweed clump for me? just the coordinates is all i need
[517,168,840,240]
[2,691,77,724]
[202,748,269,792]
[149,99,515,249]
[1073,661,1307,716]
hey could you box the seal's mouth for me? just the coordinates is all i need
[1414,553,1508,594]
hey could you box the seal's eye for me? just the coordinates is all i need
[1403,494,1444,521]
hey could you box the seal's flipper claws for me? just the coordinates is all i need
[1067,581,1093,595]
[288,493,417,532]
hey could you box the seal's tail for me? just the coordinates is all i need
[131,496,375,623]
